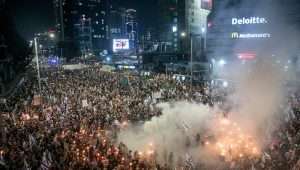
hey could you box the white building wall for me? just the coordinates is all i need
[186,0,210,35]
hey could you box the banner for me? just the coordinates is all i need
[82,99,88,107]
[153,92,162,99]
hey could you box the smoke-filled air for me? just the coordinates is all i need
[117,56,292,168]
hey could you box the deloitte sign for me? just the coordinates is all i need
[232,17,267,25]
[231,16,271,39]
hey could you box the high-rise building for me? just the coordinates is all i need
[183,0,211,60]
[125,9,138,50]
[54,0,110,57]
[157,0,211,59]
[107,6,138,53]
[109,7,126,40]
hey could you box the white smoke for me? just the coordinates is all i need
[226,56,289,146]
[117,57,294,167]
[116,0,300,166]
[117,102,213,164]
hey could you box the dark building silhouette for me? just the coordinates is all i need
[54,0,110,57]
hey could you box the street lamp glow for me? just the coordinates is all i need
[181,32,186,37]
[172,26,177,33]
[223,81,228,88]
[201,27,206,33]
[219,59,226,66]
[49,33,55,39]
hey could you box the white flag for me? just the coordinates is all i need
[82,99,88,107]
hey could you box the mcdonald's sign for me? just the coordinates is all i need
[231,32,239,39]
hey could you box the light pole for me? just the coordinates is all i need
[34,33,55,95]
[190,28,206,88]
[34,37,41,95]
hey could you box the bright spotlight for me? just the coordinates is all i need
[219,59,226,66]
[223,81,228,87]
[181,32,186,37]
[49,33,55,39]
[172,26,177,33]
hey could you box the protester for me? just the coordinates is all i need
[0,66,299,170]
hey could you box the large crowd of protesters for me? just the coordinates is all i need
[0,65,299,170]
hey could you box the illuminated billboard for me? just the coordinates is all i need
[231,32,271,39]
[232,17,268,25]
[230,16,271,39]
[201,0,212,10]
[113,39,129,52]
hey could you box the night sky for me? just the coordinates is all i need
[6,0,55,40]
[6,0,157,41]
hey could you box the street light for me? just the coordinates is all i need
[223,81,228,88]
[49,33,55,39]
[190,33,204,88]
[172,26,177,33]
[180,32,186,37]
[34,37,41,95]
[219,59,226,66]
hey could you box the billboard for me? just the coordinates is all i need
[230,16,271,39]
[113,39,130,52]
[201,0,212,10]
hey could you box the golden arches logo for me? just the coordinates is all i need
[231,32,239,38]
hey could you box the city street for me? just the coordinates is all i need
[1,0,300,169]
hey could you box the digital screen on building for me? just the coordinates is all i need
[201,0,212,10]
[113,39,130,52]
[229,16,272,40]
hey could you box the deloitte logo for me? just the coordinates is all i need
[232,17,268,25]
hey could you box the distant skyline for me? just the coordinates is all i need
[5,0,158,40]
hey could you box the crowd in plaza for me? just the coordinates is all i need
[0,66,299,170]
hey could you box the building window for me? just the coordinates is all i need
[174,18,178,23]
[71,10,78,14]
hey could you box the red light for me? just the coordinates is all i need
[237,53,256,60]
[208,22,213,28]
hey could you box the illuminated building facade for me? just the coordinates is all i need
[157,0,211,60]
[207,0,300,62]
